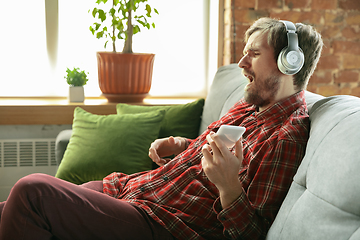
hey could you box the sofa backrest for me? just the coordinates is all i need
[266,95,360,239]
[199,64,247,134]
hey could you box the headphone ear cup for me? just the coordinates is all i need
[277,46,304,75]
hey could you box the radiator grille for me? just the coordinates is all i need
[0,139,56,167]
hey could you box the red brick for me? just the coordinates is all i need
[339,87,352,95]
[342,26,360,40]
[325,12,345,26]
[343,54,360,69]
[311,0,337,10]
[233,9,269,23]
[333,41,360,55]
[258,0,282,9]
[310,70,333,84]
[270,11,302,23]
[321,26,342,39]
[318,84,340,96]
[339,0,360,11]
[321,39,332,56]
[351,87,360,97]
[334,70,359,83]
[345,12,360,25]
[234,41,246,62]
[270,11,322,25]
[235,24,251,41]
[317,55,341,70]
[233,0,255,9]
[285,0,311,9]
[306,83,318,93]
[297,11,323,25]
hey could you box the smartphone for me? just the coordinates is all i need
[216,125,246,148]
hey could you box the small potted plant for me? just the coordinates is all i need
[65,67,89,102]
[89,0,159,102]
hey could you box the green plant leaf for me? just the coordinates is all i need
[136,19,146,27]
[133,25,140,34]
[89,26,95,35]
[96,31,104,39]
[109,8,115,16]
[98,9,106,22]
[146,4,151,17]
[117,32,124,39]
[92,8,98,18]
[89,0,159,52]
[97,23,102,30]
[65,67,89,86]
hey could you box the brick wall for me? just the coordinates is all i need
[222,0,360,97]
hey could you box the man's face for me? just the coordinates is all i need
[238,31,282,109]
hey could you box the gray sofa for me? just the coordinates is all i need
[56,64,360,239]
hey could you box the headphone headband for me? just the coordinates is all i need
[280,20,299,52]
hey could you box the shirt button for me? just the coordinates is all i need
[163,176,169,181]
[140,187,145,192]
[252,112,255,116]
[187,162,192,167]
[221,217,226,221]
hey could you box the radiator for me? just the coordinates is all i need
[0,139,58,201]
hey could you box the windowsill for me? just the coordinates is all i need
[0,96,199,125]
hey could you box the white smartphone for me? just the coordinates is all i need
[216,125,246,148]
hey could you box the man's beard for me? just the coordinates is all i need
[244,71,281,109]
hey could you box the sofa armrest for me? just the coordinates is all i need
[55,129,72,165]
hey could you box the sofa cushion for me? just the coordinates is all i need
[267,95,360,240]
[116,98,204,139]
[55,107,165,184]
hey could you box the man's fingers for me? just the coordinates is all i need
[148,147,160,162]
[234,137,243,161]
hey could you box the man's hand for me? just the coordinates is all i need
[149,136,186,166]
[202,132,244,209]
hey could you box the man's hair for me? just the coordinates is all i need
[244,17,323,90]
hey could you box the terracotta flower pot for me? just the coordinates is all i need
[97,52,155,102]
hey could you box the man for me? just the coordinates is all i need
[0,17,323,240]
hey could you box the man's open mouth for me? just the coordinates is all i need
[244,74,254,82]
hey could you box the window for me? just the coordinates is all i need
[1,1,49,97]
[0,1,219,98]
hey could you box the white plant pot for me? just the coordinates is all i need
[68,86,85,102]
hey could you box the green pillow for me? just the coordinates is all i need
[116,98,205,139]
[55,107,165,184]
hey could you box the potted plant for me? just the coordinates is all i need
[89,0,159,102]
[65,67,89,102]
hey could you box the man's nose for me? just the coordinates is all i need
[238,54,250,69]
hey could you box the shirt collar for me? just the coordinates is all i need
[250,90,307,125]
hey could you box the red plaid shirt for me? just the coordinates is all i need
[103,91,309,240]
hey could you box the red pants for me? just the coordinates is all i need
[0,173,174,240]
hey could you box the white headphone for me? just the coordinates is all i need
[277,20,304,75]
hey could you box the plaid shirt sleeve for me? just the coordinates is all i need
[213,139,306,239]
